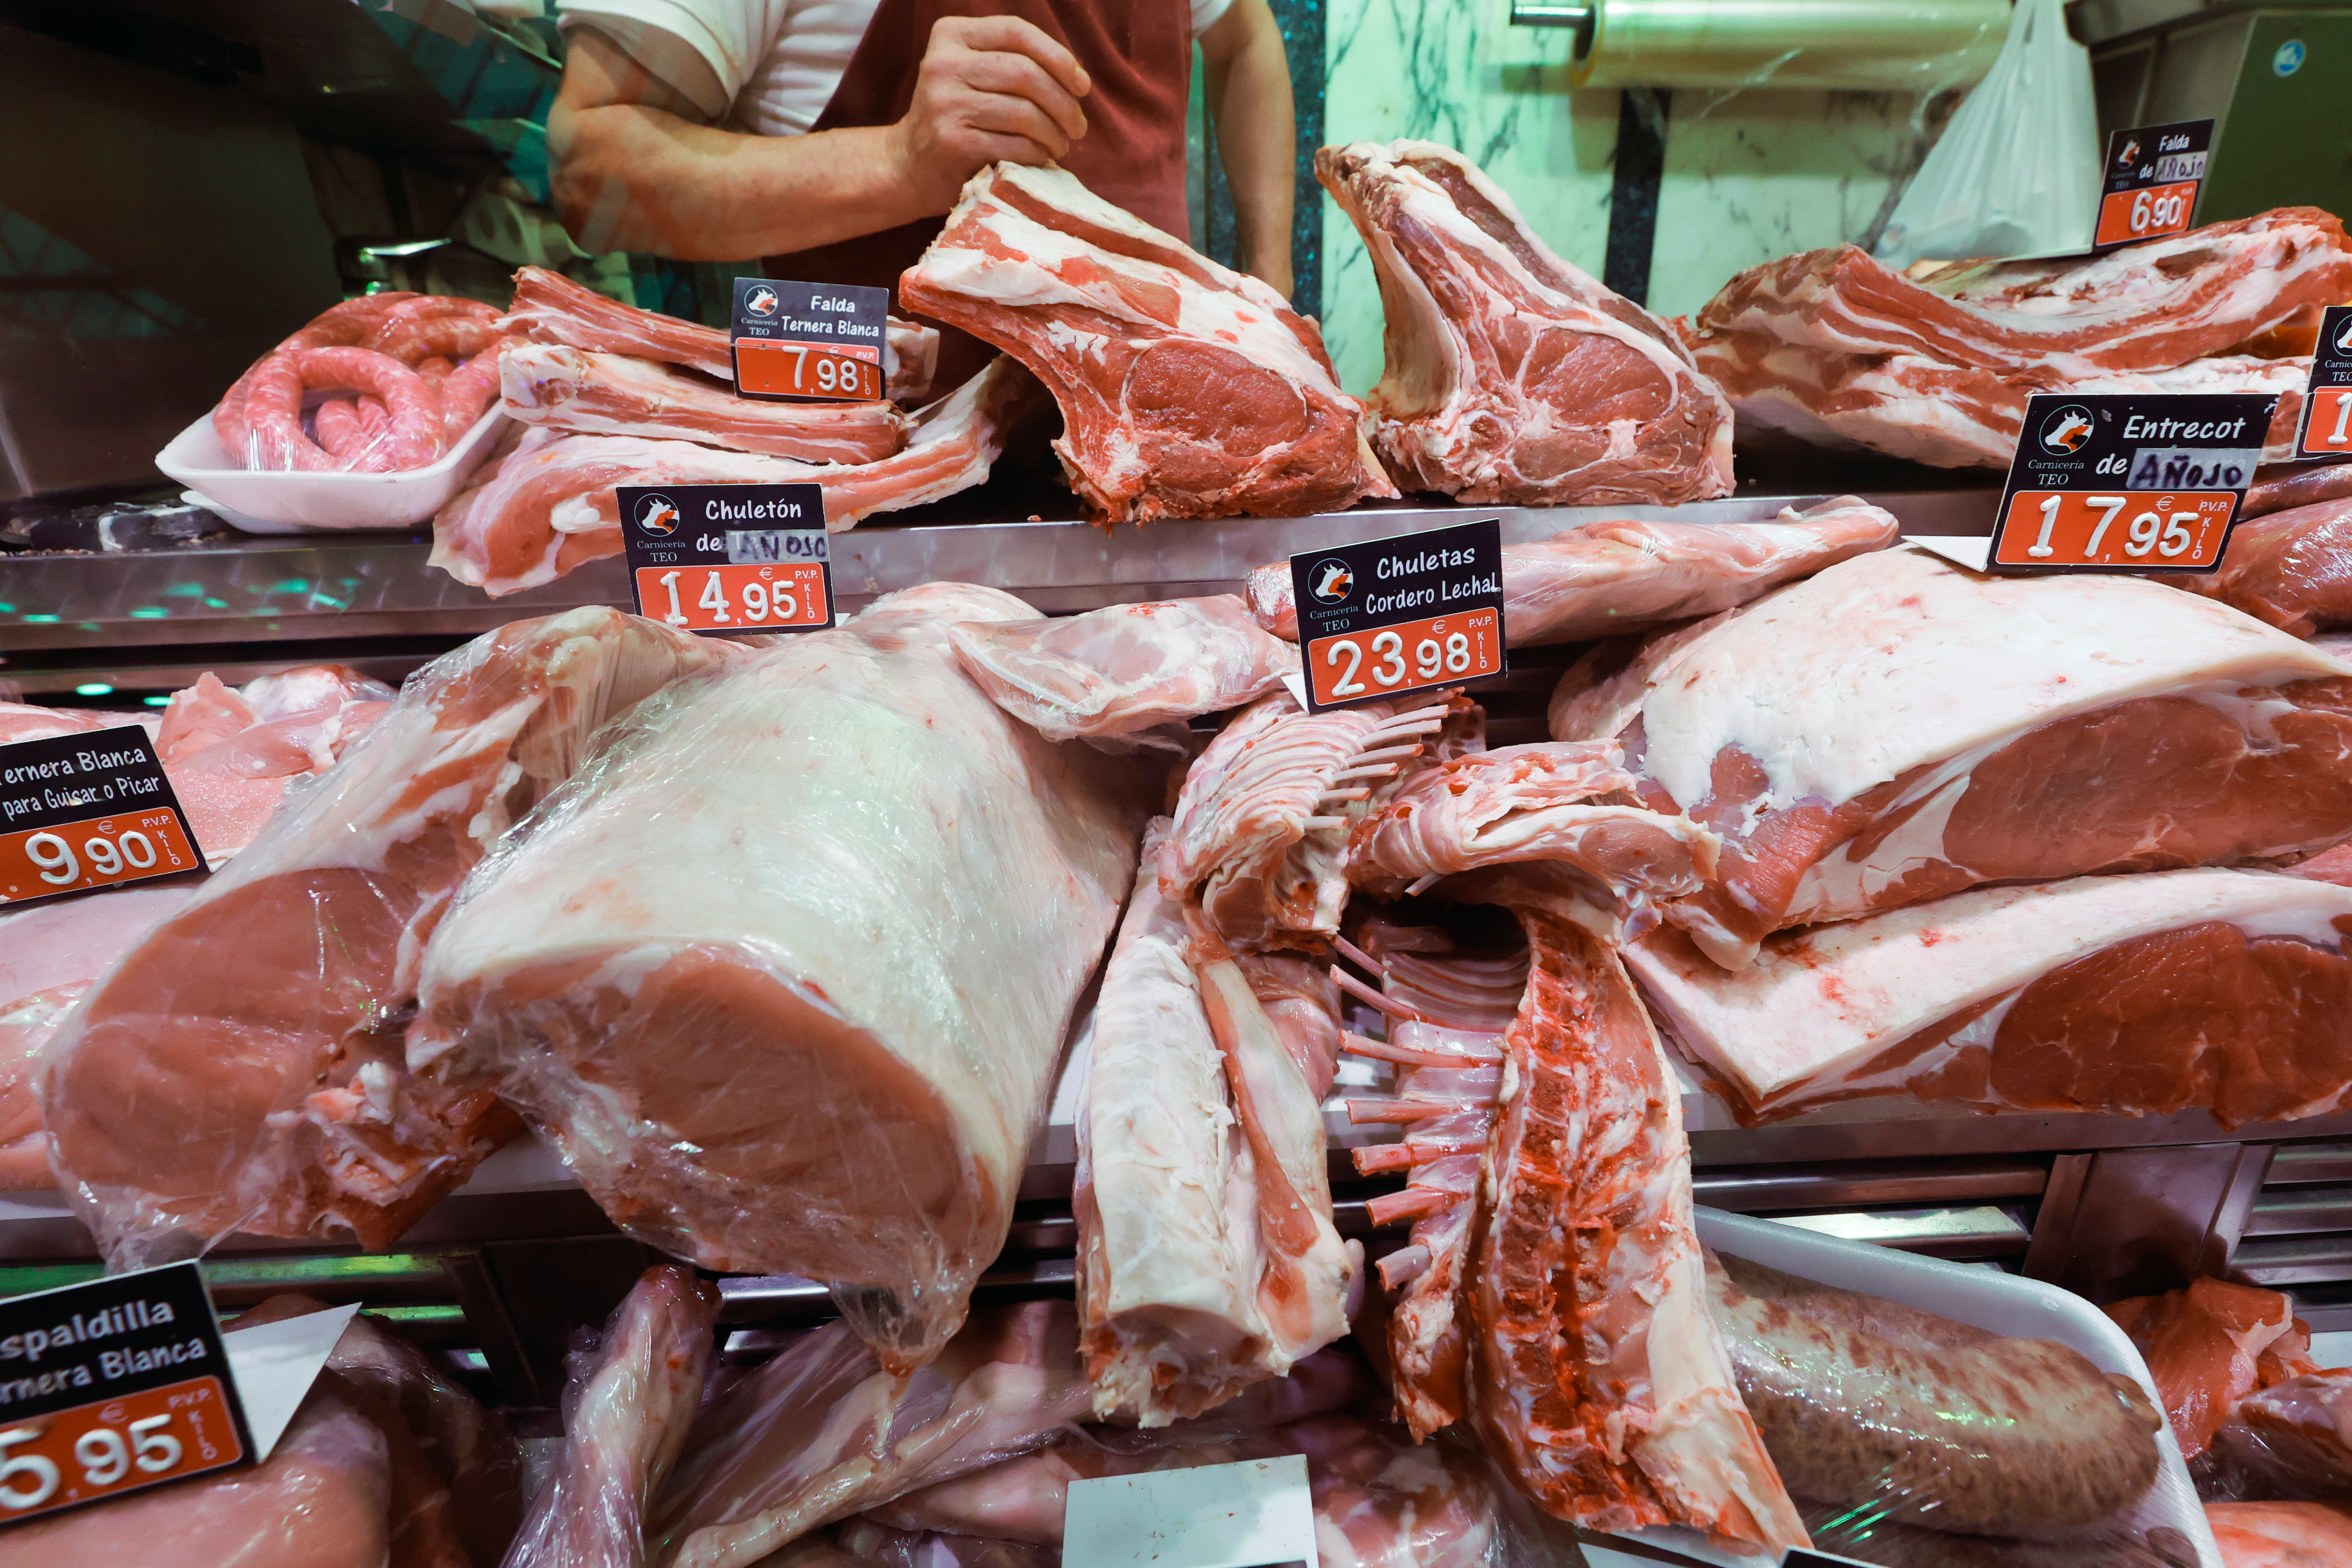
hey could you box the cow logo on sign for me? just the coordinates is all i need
[744,285,780,319]
[1308,558,1354,605]
[635,493,682,536]
[2040,405,2096,455]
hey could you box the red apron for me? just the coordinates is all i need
[768,0,1193,390]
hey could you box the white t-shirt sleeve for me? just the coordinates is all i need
[556,0,791,121]
[1191,0,1237,37]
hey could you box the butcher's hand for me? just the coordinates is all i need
[891,16,1091,213]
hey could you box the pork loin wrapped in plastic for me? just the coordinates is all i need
[41,609,726,1266]
[415,586,1152,1368]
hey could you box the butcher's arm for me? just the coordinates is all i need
[549,18,1091,260]
[1198,0,1297,299]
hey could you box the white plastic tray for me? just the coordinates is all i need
[1582,1207,2221,1568]
[155,404,509,532]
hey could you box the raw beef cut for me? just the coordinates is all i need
[1318,140,1733,506]
[501,265,940,402]
[1243,500,1898,645]
[1344,741,1721,942]
[1592,546,2352,968]
[501,344,909,462]
[949,596,1299,744]
[1466,910,1805,1550]
[152,666,392,861]
[1626,868,2352,1124]
[432,356,1047,597]
[2247,462,2352,518]
[2204,1370,2352,1501]
[2177,496,2352,637]
[1694,333,2312,469]
[2106,1279,2300,1458]
[1691,208,2352,378]
[898,163,1394,523]
[1077,823,1355,1424]
[40,609,725,1266]
[653,1303,1088,1568]
[414,586,1151,1368]
[1161,689,1469,948]
[506,1266,718,1568]
[2206,1502,2352,1567]
[0,1394,392,1568]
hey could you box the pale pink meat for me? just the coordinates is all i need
[898,164,1394,523]
[1318,140,1734,506]
[154,667,393,862]
[2206,1502,2352,1567]
[40,610,726,1266]
[947,596,1299,744]
[500,343,909,462]
[1242,500,1898,645]
[431,357,1047,597]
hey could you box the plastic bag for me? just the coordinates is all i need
[1874,0,2099,268]
[503,1265,721,1568]
[38,609,726,1266]
[211,293,515,473]
[413,588,1154,1369]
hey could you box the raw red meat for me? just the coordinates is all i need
[1627,868,2352,1124]
[153,666,392,861]
[2178,496,2352,637]
[1244,499,1898,645]
[2247,462,2352,518]
[2106,1279,2298,1458]
[2207,1502,2352,1567]
[1584,546,2352,968]
[501,343,909,462]
[40,610,726,1266]
[1692,208,2352,377]
[431,356,1046,597]
[1318,140,1733,505]
[898,163,1394,523]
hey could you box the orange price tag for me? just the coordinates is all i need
[1307,609,1501,708]
[0,809,198,904]
[0,1376,244,1525]
[2095,180,2199,247]
[1991,489,2237,569]
[733,340,882,401]
[2302,386,2352,459]
[634,562,828,634]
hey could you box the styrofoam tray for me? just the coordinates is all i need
[1582,1207,2221,1568]
[156,405,509,532]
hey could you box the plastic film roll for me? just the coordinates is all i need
[1569,0,2008,92]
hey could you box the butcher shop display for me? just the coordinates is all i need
[898,162,1396,523]
[1317,139,1735,506]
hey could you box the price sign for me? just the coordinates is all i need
[1992,392,2275,572]
[1289,518,1505,711]
[731,278,887,403]
[0,727,200,907]
[2296,304,2352,460]
[0,1263,251,1529]
[2094,119,2211,249]
[617,484,834,636]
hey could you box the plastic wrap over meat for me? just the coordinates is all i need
[40,609,727,1266]
[653,1302,1090,1568]
[1710,1251,2163,1536]
[211,292,516,471]
[2206,1502,2352,1566]
[1241,500,1898,645]
[0,1393,392,1568]
[415,587,1151,1367]
[947,597,1299,746]
[2176,496,2352,638]
[2201,1372,2352,1502]
[506,1266,719,1568]
[2247,462,2352,519]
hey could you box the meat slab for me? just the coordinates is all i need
[414,586,1151,1369]
[40,609,725,1266]
[1691,208,2352,378]
[1318,140,1734,505]
[1243,499,1898,645]
[1589,546,2352,968]
[2106,1278,2300,1458]
[2206,1502,2352,1567]
[432,356,1046,596]
[899,163,1394,522]
[2177,495,2352,637]
[1627,868,2352,1124]
[500,343,909,462]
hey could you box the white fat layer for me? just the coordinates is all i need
[1638,547,2352,811]
[1629,867,2352,1105]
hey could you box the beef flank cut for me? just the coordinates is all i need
[1318,139,1734,506]
[898,162,1395,524]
